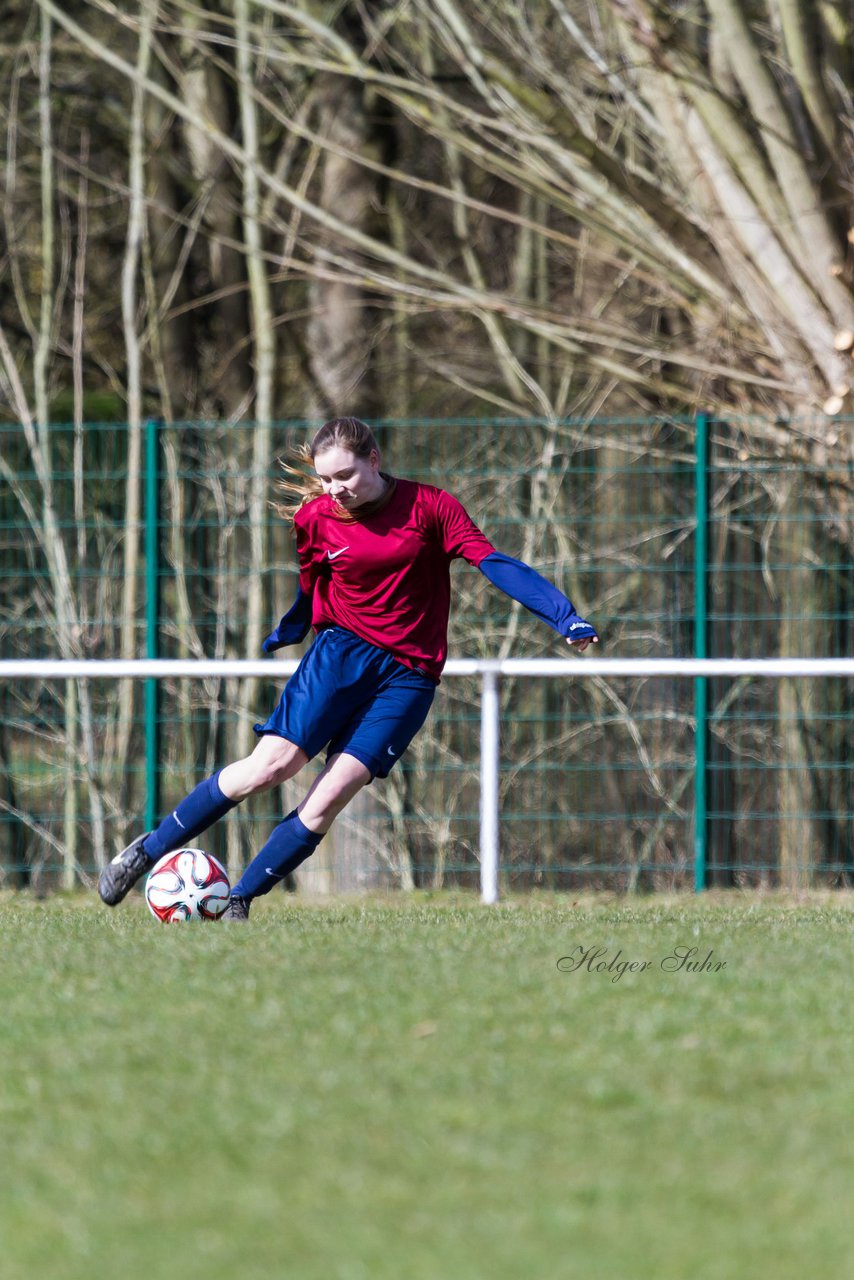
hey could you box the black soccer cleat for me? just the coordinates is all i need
[98,832,153,906]
[221,893,251,922]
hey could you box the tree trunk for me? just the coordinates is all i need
[235,0,275,788]
[777,484,821,888]
[113,2,157,819]
[299,70,393,893]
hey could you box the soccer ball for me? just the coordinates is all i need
[144,848,231,922]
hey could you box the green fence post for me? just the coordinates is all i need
[144,417,161,834]
[694,413,710,892]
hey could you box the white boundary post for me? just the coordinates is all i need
[479,666,501,904]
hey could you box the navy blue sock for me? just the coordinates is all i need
[143,770,238,862]
[232,809,324,900]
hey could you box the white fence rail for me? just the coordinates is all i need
[4,658,854,679]
[3,658,854,901]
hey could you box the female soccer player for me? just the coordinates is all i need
[98,417,598,919]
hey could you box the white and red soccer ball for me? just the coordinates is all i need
[144,848,230,922]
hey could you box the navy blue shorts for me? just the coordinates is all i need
[254,628,436,779]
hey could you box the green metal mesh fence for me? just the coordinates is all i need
[1,417,852,892]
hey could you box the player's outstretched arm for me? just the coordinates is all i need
[478,551,599,651]
[262,584,313,652]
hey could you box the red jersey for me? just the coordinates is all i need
[293,479,495,680]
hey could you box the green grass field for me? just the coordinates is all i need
[1,892,852,1280]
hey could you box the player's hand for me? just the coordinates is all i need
[568,635,598,652]
[565,619,599,652]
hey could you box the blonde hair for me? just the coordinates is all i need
[274,417,380,522]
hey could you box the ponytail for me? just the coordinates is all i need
[274,418,380,522]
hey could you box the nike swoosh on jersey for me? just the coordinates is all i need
[326,546,349,560]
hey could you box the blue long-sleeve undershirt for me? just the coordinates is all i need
[478,552,597,640]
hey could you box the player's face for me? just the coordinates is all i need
[313,446,384,509]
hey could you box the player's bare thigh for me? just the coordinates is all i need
[219,734,309,801]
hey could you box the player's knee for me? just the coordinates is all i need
[301,775,369,829]
[307,795,340,827]
[243,766,275,794]
[244,764,282,794]
[249,743,305,792]
[266,762,299,789]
